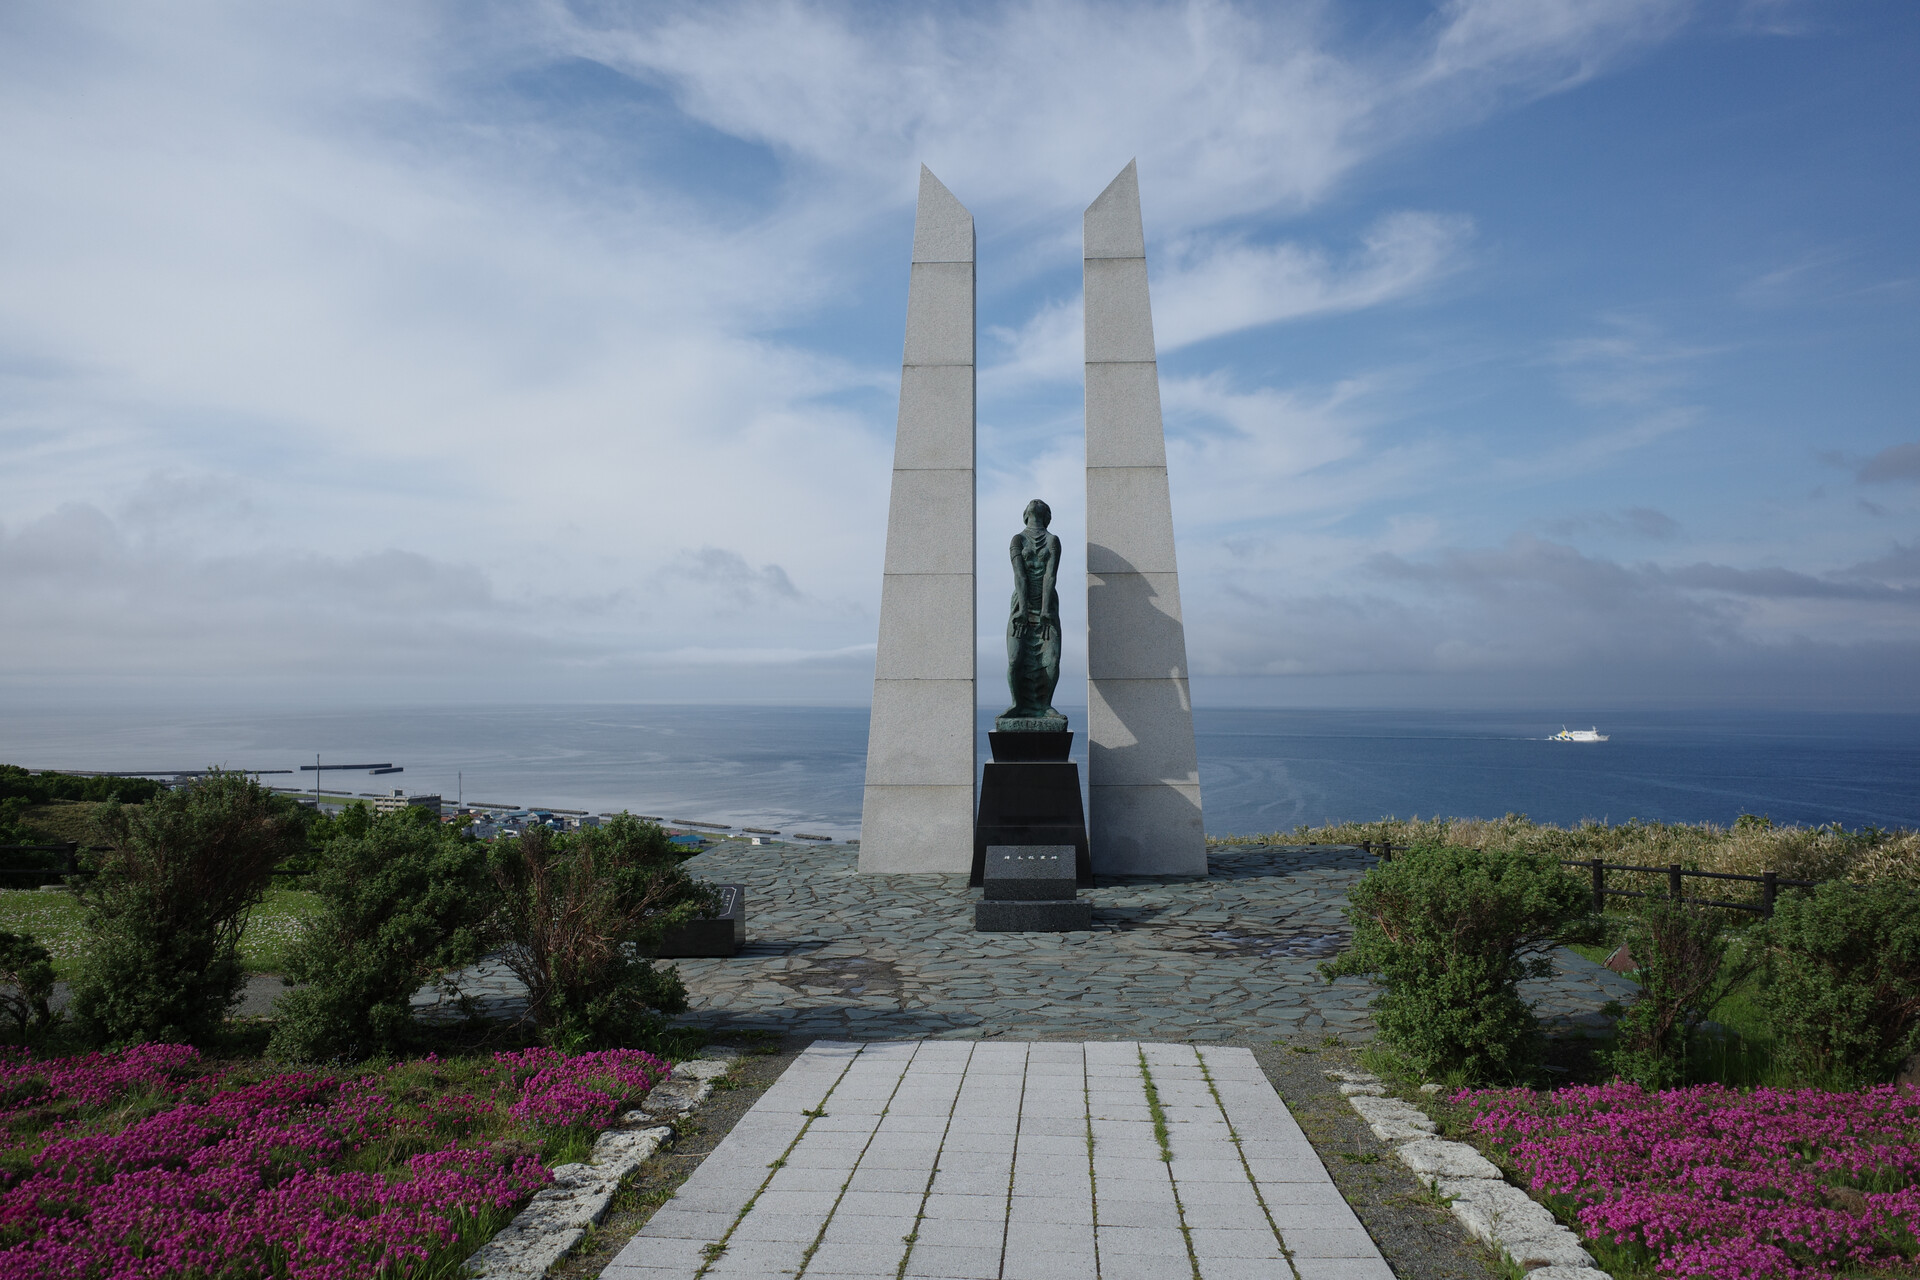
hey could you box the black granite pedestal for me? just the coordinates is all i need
[975,844,1092,931]
[971,731,1093,888]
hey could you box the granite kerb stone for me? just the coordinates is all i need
[463,1052,737,1280]
[1330,1068,1612,1280]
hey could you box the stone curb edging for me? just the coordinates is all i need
[466,1052,740,1280]
[1327,1070,1611,1280]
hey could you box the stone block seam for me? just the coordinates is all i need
[465,1053,739,1280]
[1327,1069,1611,1280]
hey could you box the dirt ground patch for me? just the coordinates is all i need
[548,1035,804,1280]
[1248,1036,1511,1280]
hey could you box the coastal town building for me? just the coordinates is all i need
[372,789,442,815]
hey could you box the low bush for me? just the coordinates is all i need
[270,805,493,1062]
[69,772,304,1046]
[0,932,55,1039]
[1605,902,1755,1087]
[491,815,715,1051]
[0,798,66,887]
[1323,843,1597,1084]
[1762,879,1920,1087]
[0,797,51,849]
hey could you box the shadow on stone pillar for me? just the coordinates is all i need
[1086,546,1205,875]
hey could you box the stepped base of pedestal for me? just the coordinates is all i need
[975,900,1092,931]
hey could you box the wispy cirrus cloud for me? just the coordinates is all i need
[985,211,1473,388]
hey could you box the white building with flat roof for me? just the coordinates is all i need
[373,789,441,815]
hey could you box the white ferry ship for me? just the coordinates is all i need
[1550,726,1609,742]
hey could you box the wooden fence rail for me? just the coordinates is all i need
[1358,841,1819,917]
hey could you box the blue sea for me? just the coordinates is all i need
[3,705,1918,839]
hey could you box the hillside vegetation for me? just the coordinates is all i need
[1211,814,1920,884]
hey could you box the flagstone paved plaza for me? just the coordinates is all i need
[653,841,1637,1043]
[606,1038,1395,1280]
[414,841,1637,1040]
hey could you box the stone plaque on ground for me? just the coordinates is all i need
[655,883,745,958]
[982,845,1075,900]
[976,843,1090,932]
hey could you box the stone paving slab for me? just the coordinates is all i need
[605,1039,1394,1280]
[416,843,1635,1042]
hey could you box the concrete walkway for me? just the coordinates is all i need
[605,1039,1392,1280]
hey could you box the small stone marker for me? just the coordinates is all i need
[655,883,745,958]
[976,843,1091,931]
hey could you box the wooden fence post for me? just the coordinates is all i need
[1763,870,1778,917]
[1668,863,1683,903]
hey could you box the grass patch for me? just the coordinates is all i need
[1567,941,1617,968]
[0,887,319,979]
[0,890,84,976]
[9,801,110,845]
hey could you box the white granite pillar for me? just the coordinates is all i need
[859,167,977,873]
[1083,161,1207,876]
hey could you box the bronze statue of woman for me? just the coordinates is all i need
[999,499,1066,729]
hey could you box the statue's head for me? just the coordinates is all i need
[1023,499,1052,529]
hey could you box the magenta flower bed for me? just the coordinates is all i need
[1457,1081,1920,1279]
[0,1043,669,1280]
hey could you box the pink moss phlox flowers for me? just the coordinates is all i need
[497,1047,671,1129]
[0,1042,669,1280]
[1455,1081,1920,1279]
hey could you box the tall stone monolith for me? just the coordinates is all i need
[859,167,977,872]
[1083,161,1207,875]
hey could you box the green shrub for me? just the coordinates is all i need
[0,796,48,846]
[70,772,303,1045]
[1605,903,1754,1087]
[1322,843,1597,1084]
[0,931,56,1039]
[1762,880,1920,1087]
[269,805,492,1062]
[0,764,165,805]
[0,797,66,884]
[490,815,714,1050]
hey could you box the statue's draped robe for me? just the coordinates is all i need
[1005,529,1063,717]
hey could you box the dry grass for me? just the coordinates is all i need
[11,801,110,844]
[1210,814,1920,885]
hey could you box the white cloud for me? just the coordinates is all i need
[1417,0,1690,95]
[1185,532,1920,692]
[1153,212,1474,350]
[563,0,1689,232]
[23,0,1897,710]
[985,211,1472,388]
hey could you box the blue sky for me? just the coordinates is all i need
[1,0,1915,710]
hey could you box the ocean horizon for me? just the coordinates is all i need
[4,703,1918,840]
